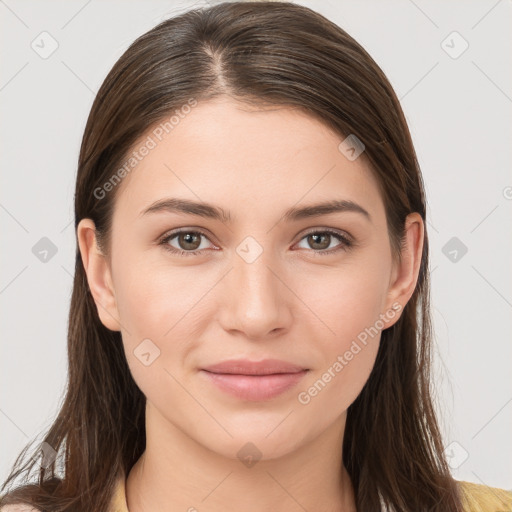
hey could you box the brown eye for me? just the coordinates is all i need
[307,233,331,250]
[176,232,202,250]
[295,229,353,255]
[159,230,215,256]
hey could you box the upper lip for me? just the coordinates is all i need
[202,358,308,375]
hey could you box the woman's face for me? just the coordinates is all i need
[79,96,422,461]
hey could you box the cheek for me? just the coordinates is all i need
[295,249,391,344]
[114,252,209,337]
[293,251,390,404]
[113,254,217,385]
[297,336,380,415]
[295,287,384,415]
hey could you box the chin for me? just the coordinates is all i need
[195,419,310,463]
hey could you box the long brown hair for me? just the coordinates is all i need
[1,2,464,510]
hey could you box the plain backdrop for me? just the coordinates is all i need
[1,0,511,490]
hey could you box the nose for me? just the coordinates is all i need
[217,245,293,340]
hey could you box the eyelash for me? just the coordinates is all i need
[158,228,353,257]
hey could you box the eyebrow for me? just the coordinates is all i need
[139,197,371,223]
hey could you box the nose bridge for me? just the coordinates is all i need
[222,234,288,336]
[233,234,280,304]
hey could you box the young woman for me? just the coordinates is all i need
[2,2,511,511]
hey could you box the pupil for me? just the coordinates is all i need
[181,233,200,250]
[310,233,329,250]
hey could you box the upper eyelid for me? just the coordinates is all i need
[160,228,218,247]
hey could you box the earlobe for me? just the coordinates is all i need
[77,218,121,332]
[382,212,424,329]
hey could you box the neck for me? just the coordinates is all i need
[126,403,356,512]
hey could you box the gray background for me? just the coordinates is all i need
[1,0,511,490]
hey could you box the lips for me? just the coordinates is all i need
[202,358,307,375]
[200,359,309,401]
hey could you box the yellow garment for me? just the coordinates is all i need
[109,472,512,512]
[458,479,512,512]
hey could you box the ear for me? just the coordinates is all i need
[381,212,424,329]
[77,218,121,332]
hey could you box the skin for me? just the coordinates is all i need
[78,96,423,512]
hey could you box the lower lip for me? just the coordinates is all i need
[201,370,308,401]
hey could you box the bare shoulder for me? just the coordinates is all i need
[457,480,512,512]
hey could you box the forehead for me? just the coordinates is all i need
[111,97,384,225]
